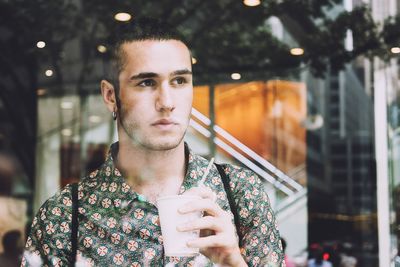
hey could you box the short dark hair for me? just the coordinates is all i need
[106,17,190,85]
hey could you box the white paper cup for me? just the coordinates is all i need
[156,195,202,257]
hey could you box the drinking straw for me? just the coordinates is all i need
[198,157,215,186]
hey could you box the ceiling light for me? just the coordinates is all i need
[37,88,47,96]
[114,12,132,22]
[61,129,72,136]
[243,0,261,6]
[89,115,102,123]
[192,57,197,64]
[231,73,241,80]
[97,45,107,53]
[290,48,304,56]
[391,47,400,54]
[36,41,46,48]
[61,101,73,109]
[45,69,53,77]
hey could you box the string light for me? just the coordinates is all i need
[231,73,241,80]
[243,0,261,7]
[391,47,400,54]
[97,45,107,53]
[36,41,46,48]
[114,12,132,22]
[290,48,304,56]
[45,70,53,77]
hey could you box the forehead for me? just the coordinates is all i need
[119,40,192,72]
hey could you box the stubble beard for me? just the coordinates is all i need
[117,108,188,151]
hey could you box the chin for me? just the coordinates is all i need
[144,140,182,151]
[140,134,185,151]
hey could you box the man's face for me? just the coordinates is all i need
[116,40,193,151]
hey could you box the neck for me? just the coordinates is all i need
[114,139,187,198]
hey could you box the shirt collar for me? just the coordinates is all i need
[88,141,212,197]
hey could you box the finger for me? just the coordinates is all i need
[182,186,216,201]
[177,216,223,232]
[187,235,226,248]
[178,198,222,216]
[200,229,214,238]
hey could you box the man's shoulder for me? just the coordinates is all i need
[188,148,254,180]
[37,169,107,215]
[218,162,253,173]
[215,162,266,197]
[218,163,261,183]
[189,151,264,192]
[35,182,79,218]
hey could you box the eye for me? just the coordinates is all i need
[172,77,187,85]
[138,79,156,87]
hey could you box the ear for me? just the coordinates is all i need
[101,80,117,112]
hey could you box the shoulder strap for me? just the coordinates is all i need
[215,163,243,247]
[70,182,79,267]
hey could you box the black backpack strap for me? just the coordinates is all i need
[70,183,79,267]
[215,163,243,247]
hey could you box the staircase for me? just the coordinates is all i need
[187,108,308,257]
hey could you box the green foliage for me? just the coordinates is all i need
[2,0,400,187]
[383,15,400,45]
[1,0,399,82]
[301,5,382,76]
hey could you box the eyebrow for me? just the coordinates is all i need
[171,69,192,76]
[129,69,192,80]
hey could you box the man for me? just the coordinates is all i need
[22,18,284,266]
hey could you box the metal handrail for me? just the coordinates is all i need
[189,119,294,195]
[191,108,304,193]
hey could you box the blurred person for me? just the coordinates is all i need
[0,152,27,265]
[0,230,23,267]
[281,238,296,267]
[308,246,332,267]
[22,17,283,266]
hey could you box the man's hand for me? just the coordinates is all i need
[177,187,247,267]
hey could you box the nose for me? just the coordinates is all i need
[155,84,175,112]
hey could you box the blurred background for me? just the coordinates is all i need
[0,0,399,266]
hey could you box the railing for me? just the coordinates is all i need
[190,108,305,199]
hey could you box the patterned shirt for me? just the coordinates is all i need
[22,142,284,267]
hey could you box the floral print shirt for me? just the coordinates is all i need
[22,142,284,267]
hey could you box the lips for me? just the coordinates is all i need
[151,118,179,126]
